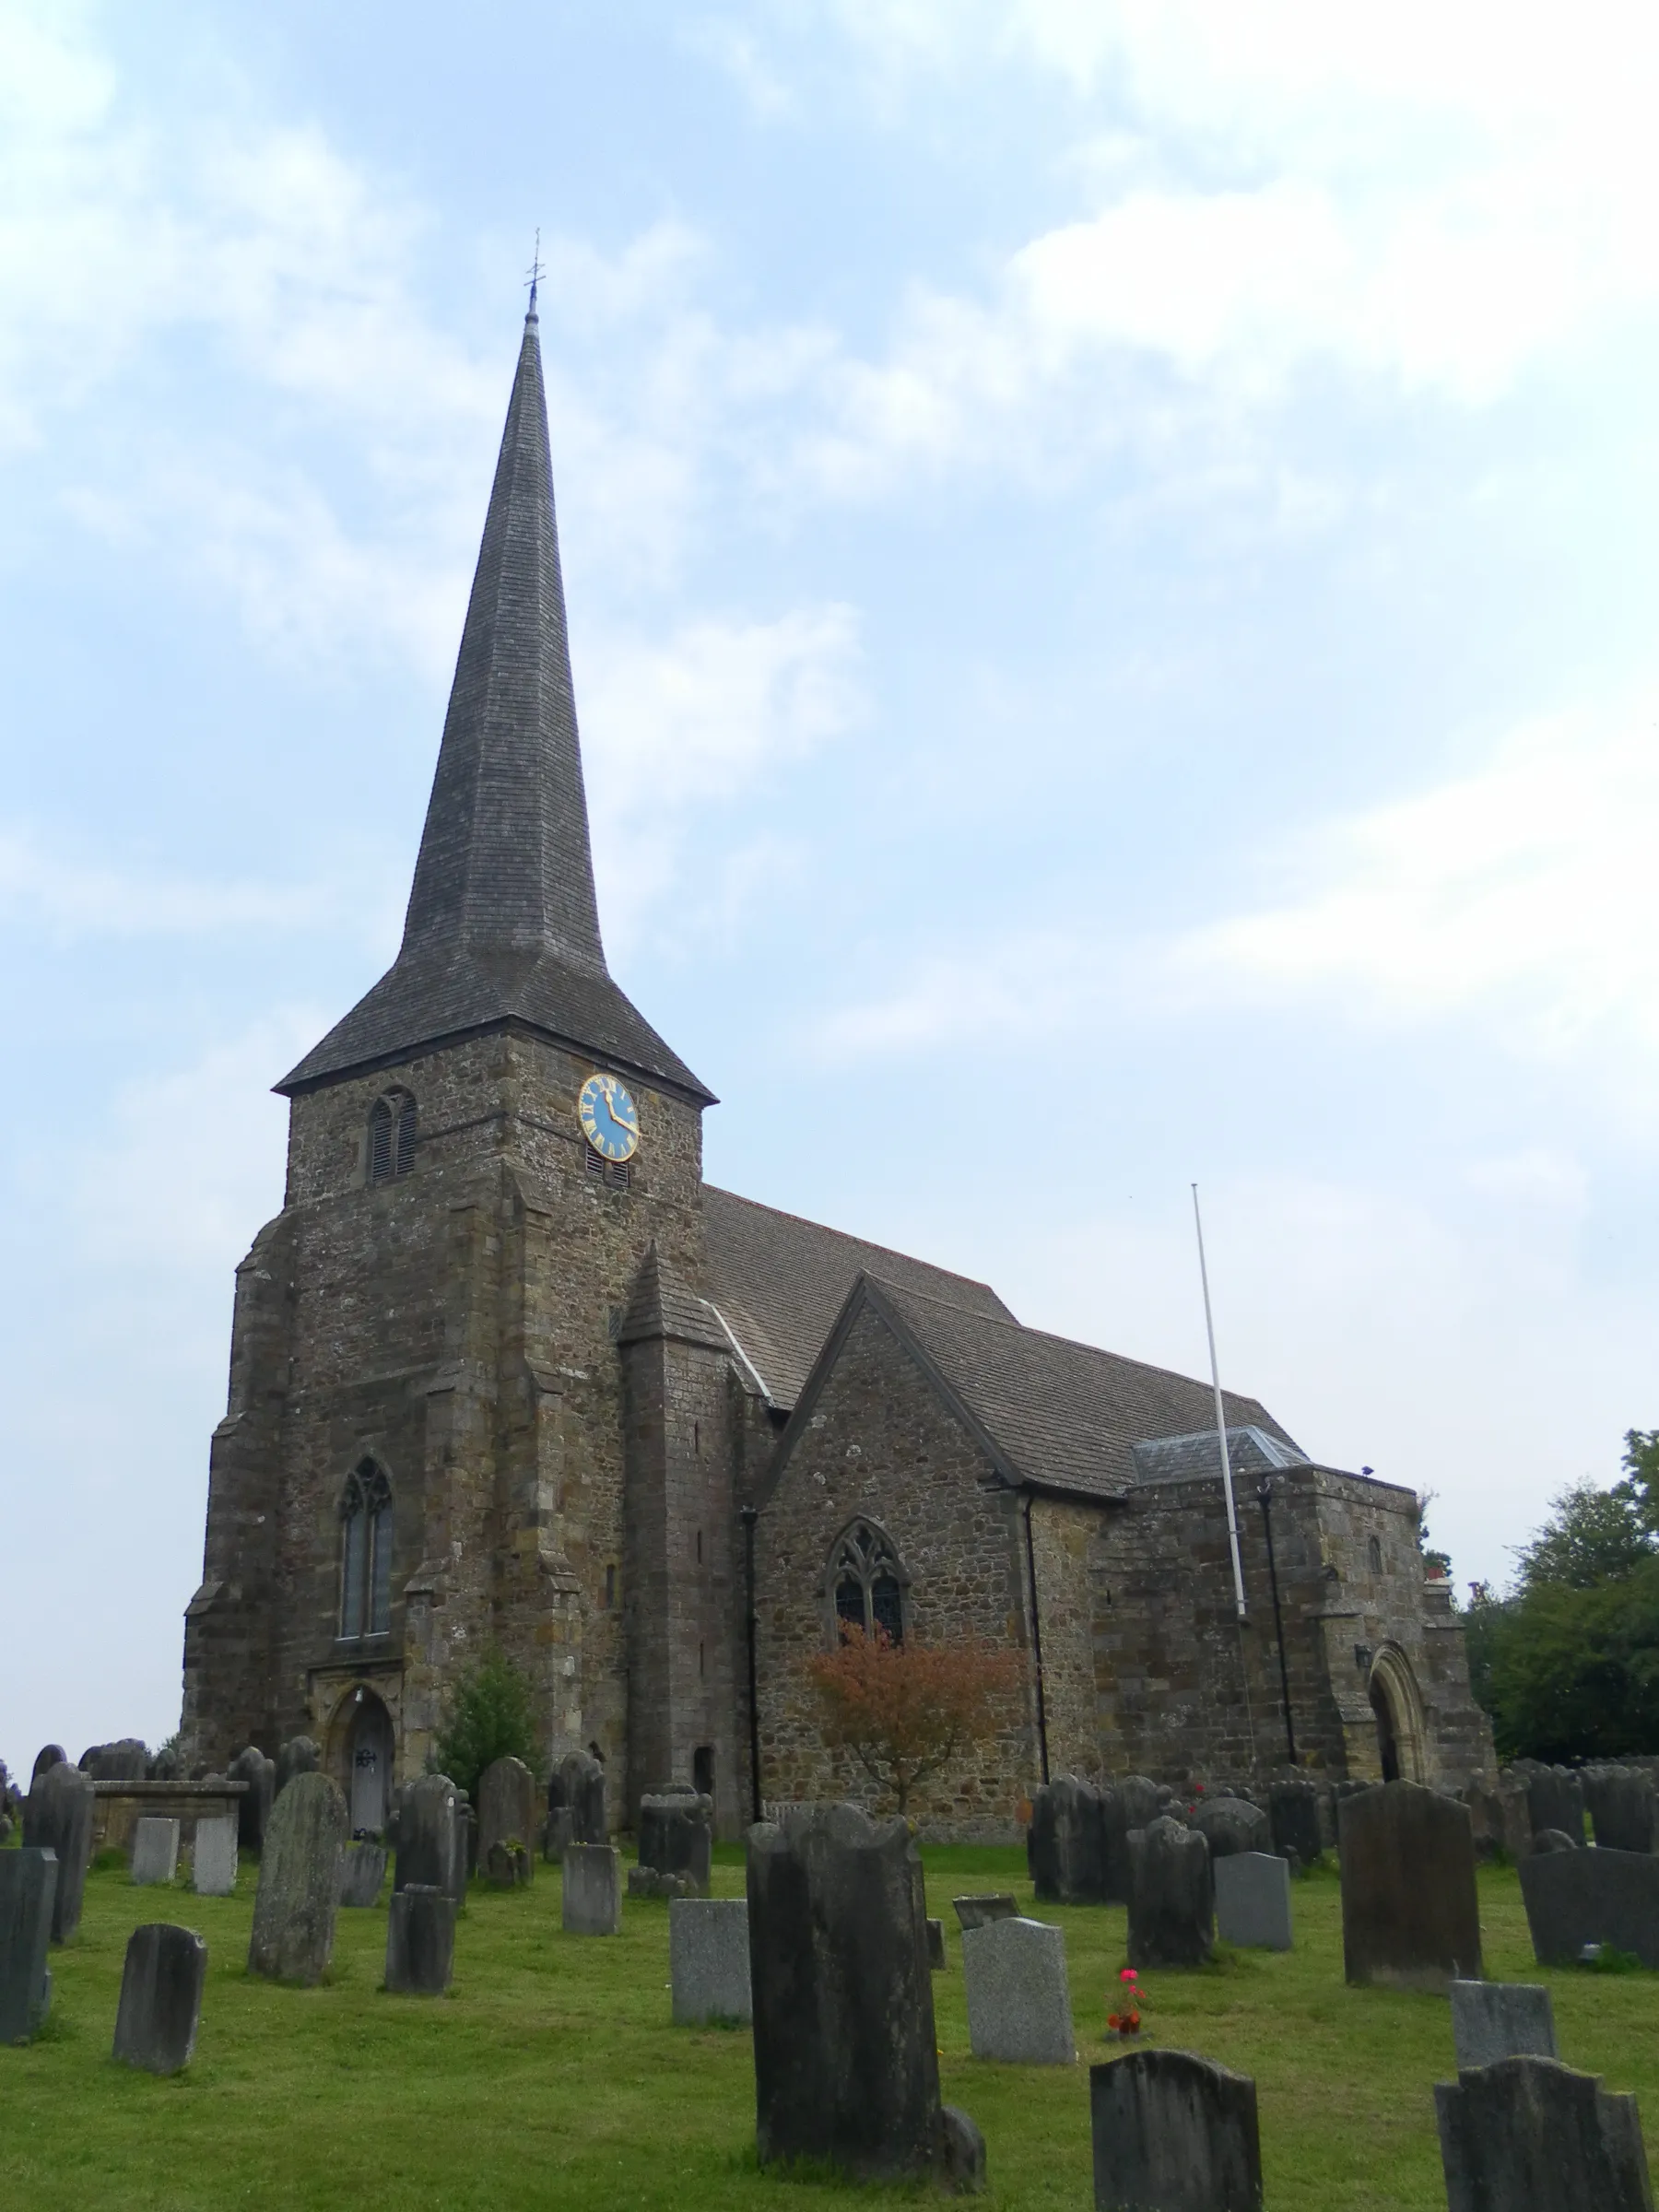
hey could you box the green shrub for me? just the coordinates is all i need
[429,1647,540,1802]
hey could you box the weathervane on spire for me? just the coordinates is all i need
[525,229,545,315]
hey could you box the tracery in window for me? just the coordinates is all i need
[368,1091,417,1185]
[339,1459,394,1637]
[826,1518,909,1644]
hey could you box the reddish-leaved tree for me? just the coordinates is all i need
[806,1623,1022,1815]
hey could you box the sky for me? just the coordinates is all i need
[3,0,1657,1778]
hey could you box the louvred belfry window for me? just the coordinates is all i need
[368,1092,417,1185]
[826,1519,909,1645]
[339,1460,394,1638]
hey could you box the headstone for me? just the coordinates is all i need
[1524,1768,1584,1847]
[247,1770,347,1985]
[638,1790,712,1895]
[629,1865,698,1899]
[112,1924,206,2076]
[962,1915,1075,2065]
[338,1841,387,1907]
[1090,2048,1264,2212]
[1118,1775,1168,1832]
[274,1735,320,1796]
[1339,1781,1481,1991]
[229,1747,276,1851]
[1029,1776,1105,1904]
[22,1759,95,1942]
[1584,1768,1657,1855]
[953,1893,1019,1932]
[1450,1979,1558,2071]
[927,1916,947,1970]
[1533,1827,1578,1854]
[0,1850,56,2044]
[81,1738,149,1782]
[1436,2055,1653,2212]
[562,1841,622,1935]
[1519,1846,1659,1969]
[131,1817,181,1886]
[384,1884,454,1994]
[192,1817,239,1897]
[554,1749,606,1845]
[1191,1795,1271,1861]
[1098,1783,1134,1903]
[1214,1853,1293,1951]
[477,1755,537,1879]
[748,1803,970,2187]
[1268,1780,1323,1868]
[454,1798,475,1902]
[394,1773,461,1898]
[941,2108,987,2194]
[1127,1817,1213,1970]
[29,1746,66,1789]
[486,1841,532,1888]
[670,1896,751,2025]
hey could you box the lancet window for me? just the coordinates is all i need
[368,1091,417,1184]
[339,1460,394,1639]
[826,1518,908,1645]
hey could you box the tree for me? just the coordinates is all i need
[1512,1479,1653,1596]
[430,1648,540,1803]
[806,1623,1022,1816]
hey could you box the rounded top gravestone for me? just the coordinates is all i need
[248,1771,347,1985]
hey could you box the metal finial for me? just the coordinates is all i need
[525,229,545,315]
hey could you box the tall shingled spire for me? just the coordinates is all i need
[278,302,712,1103]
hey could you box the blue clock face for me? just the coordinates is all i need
[579,1073,640,1162]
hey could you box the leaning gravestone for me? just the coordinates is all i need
[1268,1779,1323,1868]
[1436,2055,1653,2211]
[384,1885,454,1995]
[229,1747,276,1852]
[1128,1817,1213,1970]
[477,1756,537,1881]
[23,1760,95,1943]
[1029,1776,1106,1905]
[1339,1781,1481,1991]
[962,1916,1075,2065]
[113,1924,206,2076]
[562,1842,622,1935]
[192,1817,238,1898]
[338,1841,387,1907]
[1450,1979,1558,2071]
[274,1735,320,1797]
[1519,1846,1659,1969]
[1524,1767,1584,1847]
[1192,1795,1270,1862]
[394,1774,461,1898]
[131,1817,181,1886]
[247,1771,347,1985]
[954,1893,1019,1932]
[1583,1768,1657,1855]
[1215,1853,1293,1951]
[634,1790,712,1897]
[1091,2048,1264,2212]
[670,1896,751,2025]
[0,1850,57,2044]
[747,1803,980,2187]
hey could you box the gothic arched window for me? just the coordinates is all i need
[339,1460,393,1638]
[1368,1535,1383,1576]
[368,1091,417,1185]
[825,1519,909,1645]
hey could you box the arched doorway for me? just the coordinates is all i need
[339,1688,394,1837]
[1367,1645,1427,1784]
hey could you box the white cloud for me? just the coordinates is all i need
[806,931,1112,1060]
[0,825,351,941]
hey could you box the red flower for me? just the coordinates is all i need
[1120,1968,1137,1983]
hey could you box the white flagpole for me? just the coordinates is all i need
[1193,1182,1247,1622]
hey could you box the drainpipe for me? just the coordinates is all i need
[1256,1479,1298,1767]
[740,1505,762,1823]
[1021,1491,1051,1786]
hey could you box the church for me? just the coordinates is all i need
[181,300,1494,1838]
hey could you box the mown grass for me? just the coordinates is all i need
[1,1842,1655,2208]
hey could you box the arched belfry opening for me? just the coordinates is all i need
[1368,1644,1427,1784]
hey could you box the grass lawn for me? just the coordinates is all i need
[1,1841,1655,2208]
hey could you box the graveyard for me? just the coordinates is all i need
[4,1832,1658,2210]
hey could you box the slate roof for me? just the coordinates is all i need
[617,1242,730,1353]
[700,1187,1015,1412]
[1132,1425,1308,1486]
[279,308,712,1103]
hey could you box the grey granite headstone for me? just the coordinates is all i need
[962,1915,1074,2065]
[638,1790,712,1895]
[553,1749,606,1845]
[384,1884,454,1994]
[1091,2047,1263,2212]
[1339,1780,1481,1991]
[1269,1780,1323,1867]
[1192,1795,1270,1861]
[337,1841,387,1907]
[112,1924,206,2076]
[1436,2055,1653,2211]
[927,1916,947,1970]
[670,1896,751,2024]
[0,1849,56,2043]
[477,1755,537,1877]
[131,1817,181,1886]
[748,1803,971,2186]
[562,1842,622,1934]
[1524,1767,1584,1847]
[229,1747,275,1851]
[1520,1845,1659,1968]
[247,1770,346,1984]
[1450,1979,1558,2071]
[953,1893,1019,1931]
[22,1759,95,1943]
[1128,1817,1214,1970]
[1029,1776,1105,1904]
[1214,1853,1293,1951]
[274,1735,320,1797]
[191,1816,238,1897]
[394,1773,461,1898]
[1584,1768,1657,1855]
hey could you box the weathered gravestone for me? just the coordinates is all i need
[1339,1781,1481,1991]
[247,1771,346,1985]
[551,1749,606,1849]
[131,1817,181,1886]
[1584,1768,1657,1855]
[1268,1780,1323,1868]
[112,1924,206,2076]
[953,1894,1018,1932]
[487,1841,533,1888]
[927,1917,947,1970]
[1118,1775,1168,1832]
[29,1746,65,1789]
[1450,1979,1558,2071]
[1029,1776,1105,1905]
[562,1841,622,1935]
[23,1759,95,1943]
[81,1738,149,1782]
[1191,1795,1270,1861]
[477,1755,537,1881]
[0,1849,56,2044]
[1520,1846,1659,1969]
[1127,1817,1213,1970]
[384,1885,454,1995]
[962,1916,1075,2065]
[1524,1767,1584,1847]
[633,1790,712,1898]
[747,1803,982,2188]
[1533,1827,1578,1854]
[192,1817,238,1898]
[1436,2056,1653,2212]
[274,1735,320,1797]
[337,1841,387,1907]
[670,1896,751,2024]
[1090,2048,1264,2212]
[1214,1853,1293,1951]
[229,1747,276,1851]
[1462,1780,1533,1863]
[394,1774,461,1899]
